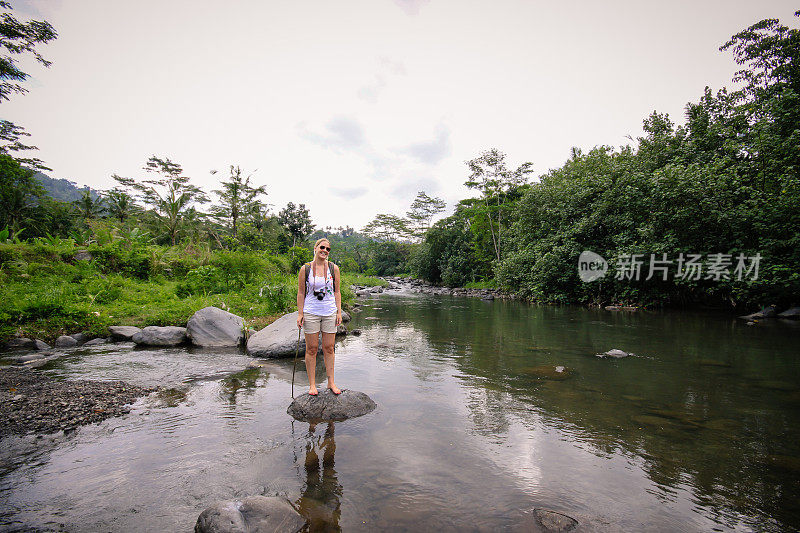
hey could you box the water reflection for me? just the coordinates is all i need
[354,293,800,530]
[295,421,342,532]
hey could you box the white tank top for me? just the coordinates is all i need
[303,262,337,315]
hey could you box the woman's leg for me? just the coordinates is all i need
[321,332,340,394]
[305,332,320,395]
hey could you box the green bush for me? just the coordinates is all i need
[287,246,313,272]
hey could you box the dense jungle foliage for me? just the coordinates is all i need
[406,13,800,309]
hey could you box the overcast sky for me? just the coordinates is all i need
[4,0,798,230]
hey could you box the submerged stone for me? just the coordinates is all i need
[533,509,578,531]
[765,454,800,472]
[195,495,306,533]
[698,359,732,368]
[596,349,633,358]
[520,365,572,380]
[287,389,376,422]
[754,380,798,392]
[632,414,674,428]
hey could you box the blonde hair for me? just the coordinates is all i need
[314,238,330,249]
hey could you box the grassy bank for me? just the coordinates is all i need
[0,241,385,343]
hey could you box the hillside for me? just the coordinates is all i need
[33,172,101,202]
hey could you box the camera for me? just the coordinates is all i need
[313,289,325,301]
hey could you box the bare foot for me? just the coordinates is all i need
[308,386,319,396]
[328,383,341,395]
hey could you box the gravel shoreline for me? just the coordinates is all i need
[0,367,157,437]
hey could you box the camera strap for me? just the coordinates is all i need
[305,261,335,296]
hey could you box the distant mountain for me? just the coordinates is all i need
[34,172,101,202]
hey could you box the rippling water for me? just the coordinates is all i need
[1,291,800,531]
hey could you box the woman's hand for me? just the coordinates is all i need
[297,312,304,329]
[335,310,342,326]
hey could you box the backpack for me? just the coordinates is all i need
[304,261,336,296]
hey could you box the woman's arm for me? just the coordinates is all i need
[296,265,305,328]
[333,264,342,326]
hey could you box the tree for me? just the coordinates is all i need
[464,149,533,262]
[0,2,57,171]
[73,190,104,220]
[362,213,412,241]
[0,120,49,171]
[209,165,267,239]
[105,188,138,222]
[278,202,314,247]
[114,156,209,245]
[0,153,44,233]
[405,191,446,241]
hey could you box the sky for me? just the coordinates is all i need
[4,0,799,230]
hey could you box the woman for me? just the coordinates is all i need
[296,238,343,396]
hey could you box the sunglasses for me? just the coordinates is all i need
[318,245,331,252]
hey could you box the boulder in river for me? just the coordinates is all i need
[341,310,351,323]
[596,349,633,358]
[186,306,244,347]
[778,307,800,320]
[54,335,77,348]
[132,326,187,346]
[33,339,51,351]
[83,338,108,346]
[739,305,777,320]
[108,326,142,342]
[287,388,377,422]
[4,337,36,351]
[71,333,89,345]
[195,495,306,533]
[247,312,308,358]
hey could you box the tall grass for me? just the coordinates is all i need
[0,242,391,342]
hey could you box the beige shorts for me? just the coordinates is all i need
[303,312,337,334]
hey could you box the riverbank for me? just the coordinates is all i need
[377,276,513,300]
[0,242,386,344]
[0,367,156,437]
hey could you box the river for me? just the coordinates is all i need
[1,290,799,531]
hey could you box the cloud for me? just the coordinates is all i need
[298,116,366,151]
[357,56,407,103]
[392,0,430,16]
[390,175,440,199]
[299,115,404,181]
[330,186,369,199]
[357,74,386,104]
[395,124,451,165]
[378,56,407,75]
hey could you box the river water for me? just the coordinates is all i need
[1,290,800,531]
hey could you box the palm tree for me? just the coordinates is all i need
[210,166,267,238]
[73,190,104,220]
[105,188,137,222]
